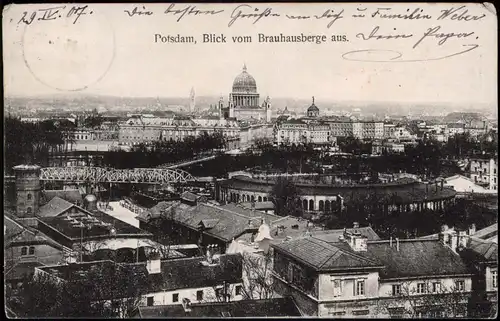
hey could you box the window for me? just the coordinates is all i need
[492,271,497,288]
[332,279,342,297]
[392,284,401,296]
[21,247,27,256]
[146,296,154,306]
[27,193,32,200]
[356,280,365,296]
[215,288,223,299]
[432,282,441,293]
[26,207,32,215]
[172,293,179,302]
[28,246,35,255]
[455,280,465,292]
[196,290,204,301]
[416,283,426,294]
[235,285,242,296]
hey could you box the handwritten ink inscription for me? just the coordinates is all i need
[13,3,490,63]
[18,5,93,25]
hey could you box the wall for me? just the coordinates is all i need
[485,266,497,293]
[318,271,380,302]
[6,243,64,266]
[141,283,244,306]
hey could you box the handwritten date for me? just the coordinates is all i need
[18,5,92,25]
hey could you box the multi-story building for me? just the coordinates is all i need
[118,115,240,146]
[469,158,498,191]
[271,228,475,317]
[275,119,332,145]
[383,123,397,138]
[372,141,405,155]
[326,120,384,140]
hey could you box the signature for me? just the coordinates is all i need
[18,5,92,25]
[228,4,280,27]
[164,3,224,22]
[342,45,479,63]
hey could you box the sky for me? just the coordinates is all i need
[2,3,497,106]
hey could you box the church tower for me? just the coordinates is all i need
[228,93,234,118]
[189,87,196,113]
[218,96,224,120]
[13,165,41,218]
[264,96,272,122]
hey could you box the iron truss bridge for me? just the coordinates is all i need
[40,167,196,184]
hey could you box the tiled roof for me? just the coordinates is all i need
[273,237,381,271]
[136,297,302,318]
[41,190,83,206]
[312,227,380,242]
[361,240,472,280]
[239,201,275,210]
[466,238,498,262]
[171,203,260,242]
[38,210,152,240]
[273,236,472,278]
[127,254,243,293]
[181,191,199,203]
[473,223,498,241]
[38,196,75,217]
[4,215,64,250]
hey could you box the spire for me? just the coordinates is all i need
[312,96,315,105]
[243,63,247,72]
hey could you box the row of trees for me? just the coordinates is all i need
[101,132,227,168]
[5,117,75,174]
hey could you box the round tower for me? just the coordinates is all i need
[13,165,41,218]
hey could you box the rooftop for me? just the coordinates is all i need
[38,210,152,241]
[39,254,243,293]
[4,215,64,250]
[136,297,302,318]
[41,190,83,206]
[223,176,457,203]
[272,236,472,279]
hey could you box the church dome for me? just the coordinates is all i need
[232,64,257,94]
[307,97,319,117]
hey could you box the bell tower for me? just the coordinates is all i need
[189,87,196,113]
[228,93,234,118]
[218,96,224,120]
[13,165,41,218]
[265,96,272,123]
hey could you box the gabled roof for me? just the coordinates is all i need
[4,215,65,250]
[38,196,75,217]
[199,219,220,229]
[41,189,83,206]
[127,254,243,293]
[361,239,472,280]
[272,237,382,272]
[181,191,200,203]
[473,223,498,241]
[136,297,302,318]
[467,238,498,262]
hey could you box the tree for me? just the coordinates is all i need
[240,251,276,300]
[269,177,303,217]
[374,280,471,318]
[11,262,146,318]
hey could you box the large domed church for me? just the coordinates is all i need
[222,64,272,122]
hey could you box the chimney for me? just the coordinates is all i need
[435,181,438,192]
[468,224,476,236]
[425,184,429,194]
[146,250,161,274]
[457,230,468,249]
[390,236,393,247]
[395,238,400,251]
[182,298,192,313]
[353,222,360,229]
[450,231,459,253]
[440,180,444,191]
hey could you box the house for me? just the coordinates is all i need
[35,199,154,263]
[444,175,493,194]
[4,215,69,267]
[460,237,497,317]
[469,158,498,191]
[271,228,475,317]
[35,253,244,307]
[134,297,302,317]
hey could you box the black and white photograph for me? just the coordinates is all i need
[3,2,498,318]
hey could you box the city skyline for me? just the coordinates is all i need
[3,3,497,106]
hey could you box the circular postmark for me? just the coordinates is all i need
[21,6,116,92]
